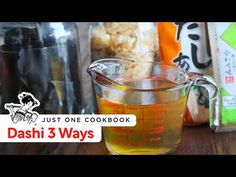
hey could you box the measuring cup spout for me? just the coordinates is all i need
[87,62,114,87]
[87,59,132,90]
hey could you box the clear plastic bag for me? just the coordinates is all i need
[90,22,159,62]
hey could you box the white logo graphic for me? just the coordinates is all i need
[4,92,40,124]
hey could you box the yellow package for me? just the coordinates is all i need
[158,22,213,125]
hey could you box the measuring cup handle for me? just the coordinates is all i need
[188,72,221,132]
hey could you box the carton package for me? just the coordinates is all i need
[208,22,236,131]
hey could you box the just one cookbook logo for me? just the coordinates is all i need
[5,92,40,125]
[0,92,136,142]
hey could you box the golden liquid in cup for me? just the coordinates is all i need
[97,79,187,155]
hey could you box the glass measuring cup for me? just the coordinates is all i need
[87,58,220,155]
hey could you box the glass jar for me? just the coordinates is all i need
[0,22,91,114]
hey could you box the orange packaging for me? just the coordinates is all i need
[158,22,213,125]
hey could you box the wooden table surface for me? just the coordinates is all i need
[1,125,236,155]
[1,23,236,155]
